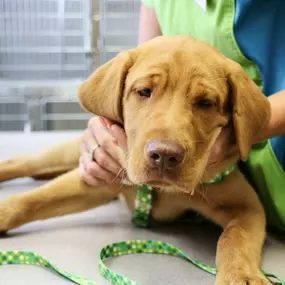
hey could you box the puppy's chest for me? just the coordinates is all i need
[119,186,202,224]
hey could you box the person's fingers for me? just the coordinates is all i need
[82,153,121,184]
[88,117,126,166]
[78,161,106,186]
[80,116,126,183]
[99,139,126,167]
[80,141,89,158]
[82,128,99,153]
[92,147,122,175]
[80,128,99,161]
[109,124,128,150]
[98,116,110,130]
[82,128,120,172]
[99,117,127,150]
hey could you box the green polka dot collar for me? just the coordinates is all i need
[132,164,237,228]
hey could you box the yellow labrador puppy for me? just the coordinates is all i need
[0,36,270,285]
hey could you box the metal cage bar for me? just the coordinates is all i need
[0,0,141,131]
[0,0,92,80]
[98,0,140,65]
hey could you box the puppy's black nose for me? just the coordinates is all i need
[146,140,185,171]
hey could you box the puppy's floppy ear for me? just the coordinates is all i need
[227,59,271,161]
[78,51,134,124]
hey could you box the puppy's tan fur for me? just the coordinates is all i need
[0,36,271,285]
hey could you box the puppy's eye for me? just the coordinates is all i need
[195,99,215,109]
[137,88,152,98]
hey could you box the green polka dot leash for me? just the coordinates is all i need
[0,240,284,285]
[0,169,284,285]
[0,241,212,285]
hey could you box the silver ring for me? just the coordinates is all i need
[90,144,100,161]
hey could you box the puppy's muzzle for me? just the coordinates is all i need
[145,140,185,174]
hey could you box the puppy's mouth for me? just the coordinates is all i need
[144,180,171,188]
[128,166,184,188]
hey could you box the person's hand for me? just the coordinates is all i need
[79,116,127,185]
[207,125,237,166]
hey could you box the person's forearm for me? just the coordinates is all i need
[138,3,162,45]
[255,90,285,143]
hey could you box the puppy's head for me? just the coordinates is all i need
[79,36,270,192]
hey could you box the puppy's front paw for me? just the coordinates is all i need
[215,271,271,285]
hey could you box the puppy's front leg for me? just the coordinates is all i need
[0,169,122,232]
[215,209,270,285]
[195,171,270,285]
[0,138,81,182]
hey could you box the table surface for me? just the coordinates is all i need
[1,132,285,285]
